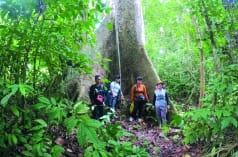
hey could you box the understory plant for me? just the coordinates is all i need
[182,64,238,156]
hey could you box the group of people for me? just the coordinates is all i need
[89,74,170,127]
[89,75,124,120]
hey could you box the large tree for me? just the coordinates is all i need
[96,0,159,99]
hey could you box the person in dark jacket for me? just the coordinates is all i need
[89,75,105,120]
[153,80,170,127]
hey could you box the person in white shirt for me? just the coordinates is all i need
[109,75,124,112]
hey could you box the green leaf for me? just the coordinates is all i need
[221,117,238,130]
[84,146,94,157]
[93,151,100,157]
[74,102,90,114]
[50,97,57,106]
[12,134,18,145]
[34,119,47,127]
[10,105,20,117]
[64,117,78,132]
[10,84,19,94]
[30,125,45,131]
[99,150,107,157]
[19,84,26,96]
[1,93,13,107]
[77,123,98,146]
[22,151,35,157]
[32,103,47,110]
[214,109,222,119]
[83,118,102,129]
[52,145,64,157]
[38,96,51,105]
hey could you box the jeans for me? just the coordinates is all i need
[155,105,167,122]
[109,96,119,109]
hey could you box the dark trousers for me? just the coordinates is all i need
[131,100,146,119]
[92,105,104,120]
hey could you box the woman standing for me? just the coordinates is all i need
[130,76,149,122]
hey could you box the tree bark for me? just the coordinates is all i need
[201,0,219,105]
[192,15,205,108]
[110,0,159,99]
[78,0,160,101]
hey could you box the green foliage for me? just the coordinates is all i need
[89,122,149,157]
[142,0,200,104]
[0,0,107,95]
[143,0,238,156]
[0,0,113,156]
[0,82,65,156]
[182,65,238,155]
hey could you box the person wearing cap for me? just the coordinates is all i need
[89,75,105,120]
[130,76,149,122]
[108,75,124,112]
[153,80,170,127]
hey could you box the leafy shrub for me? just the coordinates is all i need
[182,65,238,156]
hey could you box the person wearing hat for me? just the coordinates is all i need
[130,76,149,122]
[153,80,170,127]
[108,75,124,112]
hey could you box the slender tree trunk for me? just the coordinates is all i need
[192,15,205,108]
[201,0,219,105]
[201,0,220,74]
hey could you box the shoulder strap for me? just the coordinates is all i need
[134,84,145,93]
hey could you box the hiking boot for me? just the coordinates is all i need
[158,120,162,128]
[162,120,167,127]
[129,117,134,122]
[158,123,162,128]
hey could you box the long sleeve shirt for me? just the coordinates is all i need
[153,89,169,106]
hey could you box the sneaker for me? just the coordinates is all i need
[110,108,115,113]
[129,117,133,122]
[138,118,143,122]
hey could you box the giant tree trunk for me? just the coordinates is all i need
[97,0,159,100]
[73,0,159,102]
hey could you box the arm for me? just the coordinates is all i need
[110,82,114,97]
[130,85,135,102]
[120,89,124,100]
[165,92,170,106]
[143,85,149,103]
[153,93,156,106]
[89,85,95,104]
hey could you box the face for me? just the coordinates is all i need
[136,79,142,84]
[116,78,120,83]
[157,83,163,89]
[95,77,102,84]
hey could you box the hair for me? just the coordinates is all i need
[115,75,120,80]
[136,76,143,80]
[95,75,101,80]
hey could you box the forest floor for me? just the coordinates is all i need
[60,108,203,157]
[120,117,203,157]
